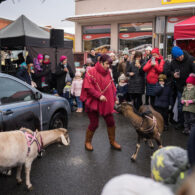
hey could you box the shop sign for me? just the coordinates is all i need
[162,0,195,4]
[83,34,110,40]
[119,32,152,40]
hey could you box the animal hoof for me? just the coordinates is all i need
[27,186,33,191]
[131,155,136,162]
[17,180,22,185]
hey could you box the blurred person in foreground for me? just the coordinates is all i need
[101,174,173,195]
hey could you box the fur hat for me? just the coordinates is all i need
[60,55,67,62]
[186,73,195,85]
[151,146,188,184]
[158,74,167,82]
[101,174,174,195]
[118,74,126,81]
[151,48,160,55]
[145,46,152,51]
[171,46,184,59]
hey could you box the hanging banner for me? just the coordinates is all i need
[162,0,195,4]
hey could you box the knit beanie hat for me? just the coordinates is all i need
[60,55,67,62]
[145,46,152,51]
[151,146,188,184]
[101,174,174,195]
[118,74,126,81]
[158,74,167,82]
[151,48,160,55]
[37,54,43,60]
[171,46,184,59]
[186,73,195,85]
[122,48,129,55]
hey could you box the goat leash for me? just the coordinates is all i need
[21,129,44,157]
[87,71,112,94]
[140,115,158,134]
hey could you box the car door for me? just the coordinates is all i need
[0,109,3,132]
[0,76,41,131]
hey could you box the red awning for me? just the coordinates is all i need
[174,16,195,40]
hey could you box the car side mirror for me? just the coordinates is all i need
[34,92,42,100]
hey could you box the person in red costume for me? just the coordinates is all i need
[143,48,164,107]
[80,54,121,151]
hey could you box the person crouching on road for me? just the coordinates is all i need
[71,71,83,113]
[181,73,195,135]
[80,54,121,151]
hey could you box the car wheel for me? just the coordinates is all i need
[49,112,67,129]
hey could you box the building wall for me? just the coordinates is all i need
[75,0,193,15]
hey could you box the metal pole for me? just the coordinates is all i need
[0,50,2,73]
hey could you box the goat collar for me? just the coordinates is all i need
[21,129,43,157]
[139,115,157,134]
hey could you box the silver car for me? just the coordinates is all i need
[0,73,71,130]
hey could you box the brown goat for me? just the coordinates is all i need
[115,102,164,161]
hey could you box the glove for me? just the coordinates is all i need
[181,100,185,104]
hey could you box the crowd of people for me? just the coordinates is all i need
[85,46,195,135]
[14,46,195,135]
[11,46,195,194]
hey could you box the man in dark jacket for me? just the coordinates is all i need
[55,56,74,96]
[88,49,97,66]
[170,46,195,129]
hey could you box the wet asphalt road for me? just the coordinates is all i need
[0,112,188,195]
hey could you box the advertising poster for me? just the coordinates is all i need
[162,0,195,4]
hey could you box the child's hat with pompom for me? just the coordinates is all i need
[186,73,195,85]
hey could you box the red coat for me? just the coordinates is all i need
[143,56,164,84]
[80,62,116,116]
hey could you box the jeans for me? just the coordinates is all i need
[131,94,143,110]
[155,107,169,126]
[177,91,184,124]
[76,96,83,108]
[184,111,195,131]
[63,93,73,110]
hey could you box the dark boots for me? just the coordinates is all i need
[85,129,94,151]
[107,126,121,150]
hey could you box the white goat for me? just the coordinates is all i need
[0,128,70,190]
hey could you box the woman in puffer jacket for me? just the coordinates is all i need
[143,48,164,107]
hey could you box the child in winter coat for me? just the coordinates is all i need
[154,74,172,131]
[181,73,195,135]
[71,71,83,112]
[116,74,128,104]
[63,80,73,111]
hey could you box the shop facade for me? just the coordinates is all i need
[67,0,195,57]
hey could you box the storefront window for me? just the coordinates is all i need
[119,23,152,52]
[83,25,111,53]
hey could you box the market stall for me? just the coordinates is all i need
[174,16,195,57]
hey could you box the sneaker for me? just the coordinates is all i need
[174,123,184,130]
[182,129,190,135]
